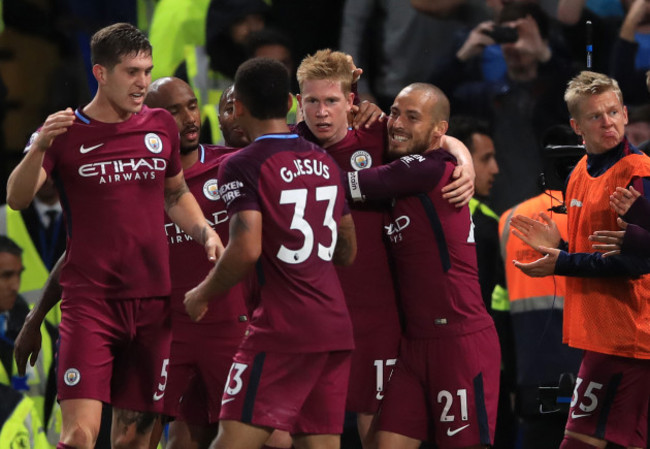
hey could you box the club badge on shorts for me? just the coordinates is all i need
[64,368,81,386]
[350,150,372,171]
[145,133,163,154]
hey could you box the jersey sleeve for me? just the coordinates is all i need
[554,249,650,277]
[217,153,260,215]
[347,150,453,201]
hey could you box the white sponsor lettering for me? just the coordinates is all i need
[79,158,167,177]
[165,211,229,245]
[400,154,426,165]
[385,216,410,236]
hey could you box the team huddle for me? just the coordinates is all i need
[6,20,650,449]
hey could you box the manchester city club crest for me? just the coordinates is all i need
[350,150,372,171]
[203,179,220,201]
[144,133,163,153]
[64,368,81,386]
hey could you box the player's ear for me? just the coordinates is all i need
[233,98,246,118]
[569,118,582,138]
[92,64,107,85]
[432,120,448,138]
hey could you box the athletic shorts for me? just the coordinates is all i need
[565,351,650,447]
[163,320,246,424]
[376,326,500,448]
[57,295,171,413]
[219,349,352,434]
[345,314,400,414]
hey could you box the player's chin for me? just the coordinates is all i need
[127,103,145,114]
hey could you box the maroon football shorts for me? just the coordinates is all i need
[219,349,351,434]
[346,306,400,414]
[377,325,500,448]
[163,320,245,424]
[58,295,171,413]
[565,350,650,447]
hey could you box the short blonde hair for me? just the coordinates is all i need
[296,49,352,95]
[564,71,623,118]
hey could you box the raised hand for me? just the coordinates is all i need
[510,212,561,253]
[589,217,628,257]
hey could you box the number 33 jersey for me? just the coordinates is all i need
[218,133,354,353]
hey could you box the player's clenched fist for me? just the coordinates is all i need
[31,108,75,152]
[184,285,209,322]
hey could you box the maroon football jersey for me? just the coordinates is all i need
[295,121,398,314]
[351,150,494,339]
[165,144,247,329]
[218,133,354,353]
[37,106,182,299]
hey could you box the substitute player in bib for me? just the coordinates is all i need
[184,57,357,449]
[144,78,248,449]
[512,72,650,449]
[293,50,476,448]
[6,23,222,449]
[346,83,501,449]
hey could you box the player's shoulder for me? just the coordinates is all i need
[203,144,240,159]
[137,105,176,129]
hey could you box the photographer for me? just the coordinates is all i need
[431,2,575,215]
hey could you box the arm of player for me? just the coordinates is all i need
[591,217,650,258]
[184,210,262,321]
[589,217,627,257]
[7,109,75,209]
[616,185,650,230]
[14,253,64,376]
[333,213,357,266]
[165,171,224,262]
[347,153,448,201]
[440,135,475,207]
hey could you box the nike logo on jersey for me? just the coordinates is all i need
[153,391,164,401]
[221,397,236,405]
[446,424,470,436]
[80,143,104,153]
[570,411,592,419]
[569,199,583,208]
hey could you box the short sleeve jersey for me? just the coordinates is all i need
[295,121,397,311]
[165,144,247,329]
[218,133,354,353]
[354,150,494,339]
[38,106,182,299]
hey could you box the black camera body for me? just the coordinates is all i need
[538,144,585,192]
[538,372,575,414]
[482,26,518,44]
